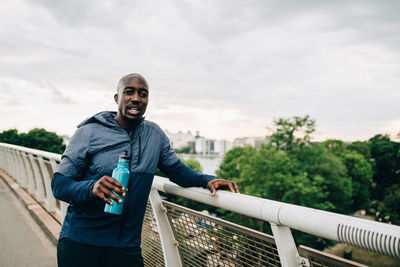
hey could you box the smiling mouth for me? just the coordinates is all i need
[127,107,142,116]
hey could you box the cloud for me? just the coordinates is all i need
[0,0,399,140]
[45,82,75,104]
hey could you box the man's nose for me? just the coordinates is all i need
[130,92,140,102]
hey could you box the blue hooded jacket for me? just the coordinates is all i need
[51,111,215,247]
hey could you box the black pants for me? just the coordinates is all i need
[57,239,144,267]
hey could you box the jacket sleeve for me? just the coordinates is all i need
[160,160,215,188]
[51,126,95,204]
[51,173,96,204]
[157,130,215,188]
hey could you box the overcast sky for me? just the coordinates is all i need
[1,0,399,141]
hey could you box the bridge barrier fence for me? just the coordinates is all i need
[1,142,399,267]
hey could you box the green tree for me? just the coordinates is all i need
[0,129,20,145]
[282,174,334,211]
[267,115,316,152]
[238,145,293,199]
[368,134,400,199]
[216,144,343,248]
[20,128,65,154]
[215,116,354,248]
[322,139,346,157]
[323,140,374,211]
[217,145,293,232]
[0,128,65,154]
[216,146,256,181]
[341,151,373,210]
[267,115,351,212]
[347,141,371,159]
[382,184,400,222]
[236,145,336,211]
[291,144,352,214]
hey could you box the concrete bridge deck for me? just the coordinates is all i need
[0,177,56,267]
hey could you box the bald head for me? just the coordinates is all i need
[117,73,149,93]
[114,73,149,129]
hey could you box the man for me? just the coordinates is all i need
[51,73,239,267]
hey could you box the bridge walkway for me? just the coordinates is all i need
[0,177,56,267]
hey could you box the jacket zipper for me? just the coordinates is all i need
[138,135,142,165]
[118,130,135,247]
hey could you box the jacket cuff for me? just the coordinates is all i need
[202,175,216,189]
[86,179,97,201]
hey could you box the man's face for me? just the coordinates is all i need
[114,76,149,122]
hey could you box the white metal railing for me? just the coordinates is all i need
[0,142,68,221]
[152,178,400,265]
[1,142,399,267]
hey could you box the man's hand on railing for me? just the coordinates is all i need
[207,179,240,197]
[92,176,126,205]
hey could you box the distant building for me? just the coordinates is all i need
[195,137,214,155]
[165,130,267,155]
[165,130,196,152]
[233,137,268,149]
[214,140,234,155]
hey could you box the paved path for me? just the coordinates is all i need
[0,178,57,267]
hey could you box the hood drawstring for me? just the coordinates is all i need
[137,135,142,165]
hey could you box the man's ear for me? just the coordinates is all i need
[114,93,118,104]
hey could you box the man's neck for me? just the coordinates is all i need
[114,115,140,132]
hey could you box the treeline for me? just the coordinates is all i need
[216,115,400,249]
[0,128,65,154]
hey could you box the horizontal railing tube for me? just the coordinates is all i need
[153,176,400,259]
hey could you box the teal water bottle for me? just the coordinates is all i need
[104,151,130,215]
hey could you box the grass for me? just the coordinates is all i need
[324,243,400,267]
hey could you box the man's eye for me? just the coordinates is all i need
[124,90,134,95]
[139,90,148,97]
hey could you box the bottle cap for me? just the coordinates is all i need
[119,150,130,162]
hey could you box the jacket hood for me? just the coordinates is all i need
[77,111,145,129]
[77,111,118,128]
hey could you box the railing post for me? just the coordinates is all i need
[8,147,15,176]
[270,223,308,267]
[0,147,7,171]
[17,151,27,187]
[12,149,21,180]
[16,150,26,184]
[16,150,28,187]
[14,149,23,182]
[21,152,35,194]
[28,154,45,202]
[9,148,18,178]
[4,147,11,174]
[37,157,57,212]
[22,152,33,189]
[0,147,3,169]
[3,147,10,173]
[148,189,183,267]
